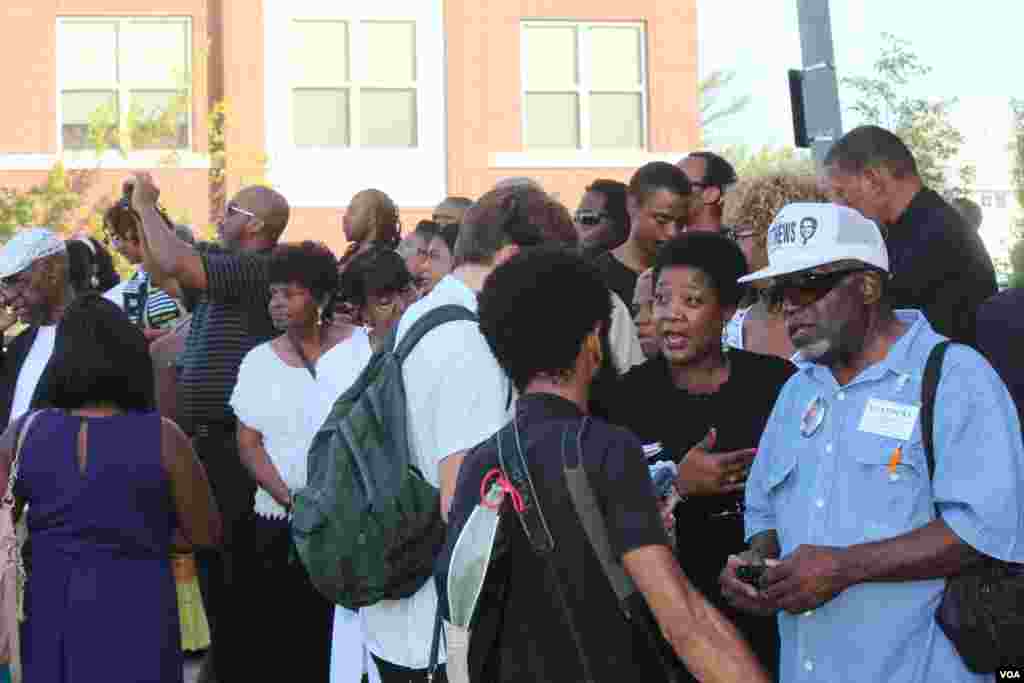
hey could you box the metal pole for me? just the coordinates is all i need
[796,0,844,168]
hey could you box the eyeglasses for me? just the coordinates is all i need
[765,267,874,309]
[574,209,610,226]
[226,203,257,219]
[0,270,30,294]
[724,227,763,242]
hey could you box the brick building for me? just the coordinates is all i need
[1,1,699,252]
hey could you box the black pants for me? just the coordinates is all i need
[371,654,447,683]
[229,513,335,681]
[190,424,256,682]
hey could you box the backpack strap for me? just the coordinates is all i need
[561,418,637,612]
[497,422,596,683]
[922,340,952,482]
[392,304,479,364]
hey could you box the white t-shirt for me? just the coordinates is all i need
[229,328,373,518]
[608,292,645,374]
[9,325,57,426]
[361,274,511,670]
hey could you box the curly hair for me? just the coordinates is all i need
[478,247,611,392]
[269,241,339,302]
[723,174,829,236]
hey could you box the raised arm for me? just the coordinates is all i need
[129,173,208,293]
[161,418,222,548]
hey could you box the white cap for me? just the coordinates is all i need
[738,203,888,283]
[0,227,67,280]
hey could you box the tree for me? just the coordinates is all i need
[719,144,815,178]
[698,69,752,144]
[842,33,972,197]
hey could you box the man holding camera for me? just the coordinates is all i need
[128,173,290,682]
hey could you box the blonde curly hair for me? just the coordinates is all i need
[723,174,829,236]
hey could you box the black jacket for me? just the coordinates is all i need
[0,326,51,427]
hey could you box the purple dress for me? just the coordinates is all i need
[14,411,181,683]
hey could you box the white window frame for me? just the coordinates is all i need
[520,20,649,152]
[264,0,446,208]
[55,16,201,168]
[291,18,419,149]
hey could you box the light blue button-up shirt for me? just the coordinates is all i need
[746,311,1024,683]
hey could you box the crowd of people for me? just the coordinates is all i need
[0,122,1021,683]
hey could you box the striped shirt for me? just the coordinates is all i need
[177,246,276,433]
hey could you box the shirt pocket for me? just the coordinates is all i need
[761,451,800,547]
[851,435,932,542]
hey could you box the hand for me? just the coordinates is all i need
[676,428,756,497]
[127,172,160,212]
[656,486,681,535]
[760,544,852,614]
[720,552,778,617]
[144,327,171,343]
[0,306,17,333]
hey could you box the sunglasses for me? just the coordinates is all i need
[574,210,610,226]
[0,271,29,293]
[724,227,762,242]
[226,203,257,219]
[765,267,874,309]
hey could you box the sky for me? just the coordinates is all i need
[697,0,1024,148]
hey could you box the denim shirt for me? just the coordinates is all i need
[746,310,1023,683]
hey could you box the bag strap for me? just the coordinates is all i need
[561,418,637,610]
[392,305,478,364]
[4,411,41,509]
[921,341,952,481]
[426,602,445,683]
[561,418,680,683]
[497,422,596,683]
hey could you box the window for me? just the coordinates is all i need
[981,192,993,208]
[58,18,191,151]
[291,19,418,148]
[521,21,646,150]
[996,191,1008,209]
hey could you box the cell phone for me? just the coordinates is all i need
[736,564,766,588]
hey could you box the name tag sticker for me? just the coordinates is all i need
[858,398,920,441]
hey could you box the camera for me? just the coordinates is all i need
[735,564,766,588]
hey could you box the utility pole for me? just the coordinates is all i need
[795,0,844,167]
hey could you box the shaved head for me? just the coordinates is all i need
[234,186,290,239]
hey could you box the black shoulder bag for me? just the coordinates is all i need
[922,341,1024,673]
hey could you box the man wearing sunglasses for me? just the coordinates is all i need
[720,202,1024,682]
[573,179,630,256]
[677,151,737,234]
[127,172,290,682]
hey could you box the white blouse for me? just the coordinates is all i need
[230,328,374,518]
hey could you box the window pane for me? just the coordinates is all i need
[61,91,118,150]
[360,89,417,148]
[129,90,189,149]
[294,89,349,147]
[121,20,190,87]
[524,25,577,89]
[59,22,117,87]
[292,21,349,86]
[525,92,579,148]
[589,26,643,89]
[590,93,643,148]
[364,22,415,83]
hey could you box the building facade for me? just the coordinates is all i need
[1,0,699,252]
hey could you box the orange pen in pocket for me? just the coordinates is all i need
[887,446,903,474]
